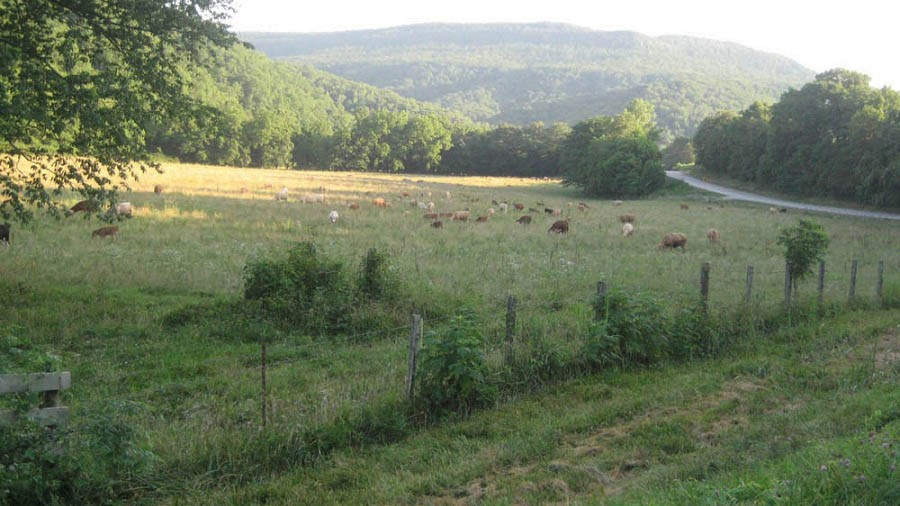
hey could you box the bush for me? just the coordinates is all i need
[0,401,154,505]
[416,312,496,417]
[777,219,830,288]
[241,242,403,337]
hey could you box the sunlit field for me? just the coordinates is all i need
[2,163,898,504]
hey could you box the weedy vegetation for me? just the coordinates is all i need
[0,163,898,504]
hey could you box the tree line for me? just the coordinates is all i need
[693,69,900,208]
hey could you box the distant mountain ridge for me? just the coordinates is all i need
[239,23,814,138]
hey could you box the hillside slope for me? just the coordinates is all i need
[240,23,814,137]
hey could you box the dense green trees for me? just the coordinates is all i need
[693,69,900,208]
[241,23,812,139]
[0,0,235,221]
[563,100,665,197]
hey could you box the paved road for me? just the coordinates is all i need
[666,171,900,222]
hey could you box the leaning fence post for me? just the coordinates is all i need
[817,260,826,309]
[784,261,792,309]
[743,265,754,306]
[405,314,422,400]
[504,296,517,364]
[700,262,711,311]
[876,260,884,301]
[849,259,858,304]
[595,281,607,321]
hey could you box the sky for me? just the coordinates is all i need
[228,0,899,90]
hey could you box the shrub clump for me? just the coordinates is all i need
[416,312,496,417]
[242,242,404,337]
[582,290,721,370]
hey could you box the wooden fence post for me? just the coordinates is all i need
[743,265,754,306]
[849,259,858,304]
[784,261,792,309]
[405,314,422,400]
[876,260,884,300]
[595,281,607,321]
[700,262,710,311]
[504,295,517,364]
[817,260,826,308]
[260,336,267,429]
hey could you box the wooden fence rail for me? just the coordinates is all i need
[0,372,71,427]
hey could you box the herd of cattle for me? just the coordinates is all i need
[263,186,723,251]
[0,183,724,250]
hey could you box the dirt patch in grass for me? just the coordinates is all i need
[873,328,900,370]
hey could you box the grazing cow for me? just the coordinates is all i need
[374,198,387,208]
[513,203,525,211]
[275,187,289,201]
[658,232,688,250]
[769,207,778,213]
[498,203,508,213]
[70,200,97,214]
[476,215,489,222]
[451,210,470,221]
[424,213,439,220]
[92,226,119,238]
[431,220,443,229]
[577,202,589,212]
[622,223,634,237]
[779,208,787,213]
[110,202,133,217]
[328,210,339,224]
[153,184,164,194]
[516,215,532,225]
[706,228,720,243]
[548,219,569,234]
[680,204,690,210]
[544,208,554,214]
[0,222,9,245]
[348,202,360,210]
[240,187,249,194]
[618,214,636,223]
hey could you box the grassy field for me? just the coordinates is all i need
[1,162,898,504]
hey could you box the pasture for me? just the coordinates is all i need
[1,162,899,504]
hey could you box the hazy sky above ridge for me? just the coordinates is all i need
[228,0,899,90]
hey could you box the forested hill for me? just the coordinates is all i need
[239,23,814,138]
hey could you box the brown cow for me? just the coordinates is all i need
[658,232,688,250]
[153,184,164,194]
[706,228,721,243]
[618,214,636,223]
[516,215,532,225]
[92,226,119,238]
[513,203,525,211]
[70,200,97,214]
[475,215,489,222]
[424,213,439,220]
[348,202,360,210]
[431,220,443,229]
[680,204,690,210]
[373,198,387,208]
[548,219,569,234]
